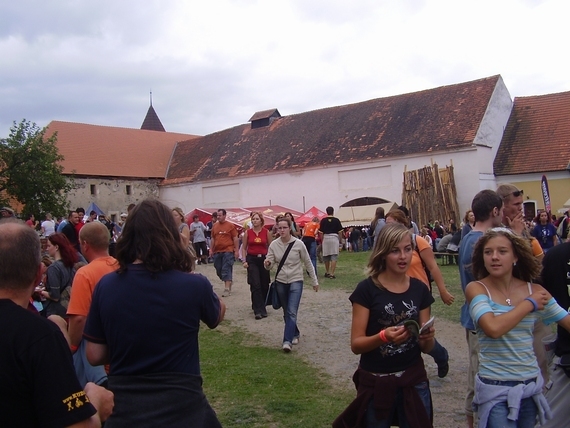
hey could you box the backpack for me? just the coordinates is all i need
[413,234,433,287]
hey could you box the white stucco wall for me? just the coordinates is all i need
[159,147,485,216]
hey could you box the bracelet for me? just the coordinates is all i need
[378,329,388,343]
[70,344,78,353]
[524,297,538,312]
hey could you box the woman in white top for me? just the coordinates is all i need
[264,216,318,352]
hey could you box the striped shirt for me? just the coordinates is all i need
[470,283,567,381]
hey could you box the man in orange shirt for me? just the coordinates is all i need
[209,209,239,297]
[302,216,320,275]
[67,222,118,387]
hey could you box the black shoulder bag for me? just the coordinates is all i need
[265,242,295,310]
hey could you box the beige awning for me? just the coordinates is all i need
[336,202,398,226]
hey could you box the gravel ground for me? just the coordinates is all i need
[195,262,469,428]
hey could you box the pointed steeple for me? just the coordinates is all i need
[141,91,166,132]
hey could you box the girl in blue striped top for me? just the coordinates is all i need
[465,228,570,427]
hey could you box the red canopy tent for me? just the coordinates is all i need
[296,206,327,227]
[245,205,303,226]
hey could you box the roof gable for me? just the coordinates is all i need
[494,91,570,175]
[165,75,501,184]
[46,121,198,178]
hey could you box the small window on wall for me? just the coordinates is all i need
[126,185,132,195]
[90,185,96,195]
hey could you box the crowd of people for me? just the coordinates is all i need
[3,186,570,427]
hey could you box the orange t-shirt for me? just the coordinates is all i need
[303,221,320,238]
[67,256,118,317]
[408,235,430,287]
[212,221,238,253]
[530,237,544,258]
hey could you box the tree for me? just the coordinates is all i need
[0,120,73,217]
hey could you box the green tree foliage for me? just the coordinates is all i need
[0,120,73,217]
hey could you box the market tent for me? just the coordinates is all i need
[337,202,398,226]
[86,202,105,216]
[246,205,303,223]
[296,206,327,227]
[185,208,216,226]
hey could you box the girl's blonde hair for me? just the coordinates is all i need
[368,223,413,285]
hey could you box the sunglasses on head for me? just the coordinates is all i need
[503,189,523,199]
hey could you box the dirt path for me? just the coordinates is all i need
[195,262,468,428]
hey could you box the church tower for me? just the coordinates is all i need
[140,91,166,132]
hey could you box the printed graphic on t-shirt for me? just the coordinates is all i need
[377,299,418,357]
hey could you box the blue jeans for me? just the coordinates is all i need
[213,252,234,281]
[275,280,303,344]
[428,339,448,365]
[480,377,538,428]
[365,381,431,427]
[308,241,317,275]
[302,239,317,275]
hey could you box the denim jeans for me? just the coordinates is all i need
[428,339,448,365]
[302,239,317,275]
[275,280,303,344]
[213,252,234,281]
[365,381,431,427]
[480,377,538,428]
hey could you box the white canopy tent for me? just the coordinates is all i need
[336,202,398,226]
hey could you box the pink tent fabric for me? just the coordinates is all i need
[296,206,327,227]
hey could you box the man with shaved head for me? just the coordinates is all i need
[0,221,113,426]
[68,221,119,387]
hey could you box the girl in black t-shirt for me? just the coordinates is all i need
[334,223,435,428]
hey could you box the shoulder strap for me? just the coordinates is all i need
[527,282,533,294]
[475,280,492,298]
[275,242,295,279]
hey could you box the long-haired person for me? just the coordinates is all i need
[531,211,558,253]
[264,216,318,352]
[41,233,78,317]
[465,228,570,427]
[242,211,272,320]
[386,209,453,378]
[284,212,301,238]
[461,210,476,240]
[334,223,436,428]
[84,199,225,427]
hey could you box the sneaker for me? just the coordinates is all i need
[292,337,299,345]
[282,343,292,353]
[437,348,450,378]
[437,361,449,378]
[255,314,262,320]
[222,289,231,297]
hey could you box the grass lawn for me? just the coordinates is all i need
[201,327,353,427]
[200,250,463,426]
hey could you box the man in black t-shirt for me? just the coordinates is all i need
[318,206,343,279]
[0,221,113,427]
[541,242,570,427]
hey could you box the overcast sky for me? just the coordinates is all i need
[1,0,568,138]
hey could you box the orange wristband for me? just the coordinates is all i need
[70,344,78,353]
[378,329,388,343]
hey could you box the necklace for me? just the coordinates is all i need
[495,283,514,306]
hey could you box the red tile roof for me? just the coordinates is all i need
[46,121,198,178]
[494,91,570,175]
[165,75,501,185]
